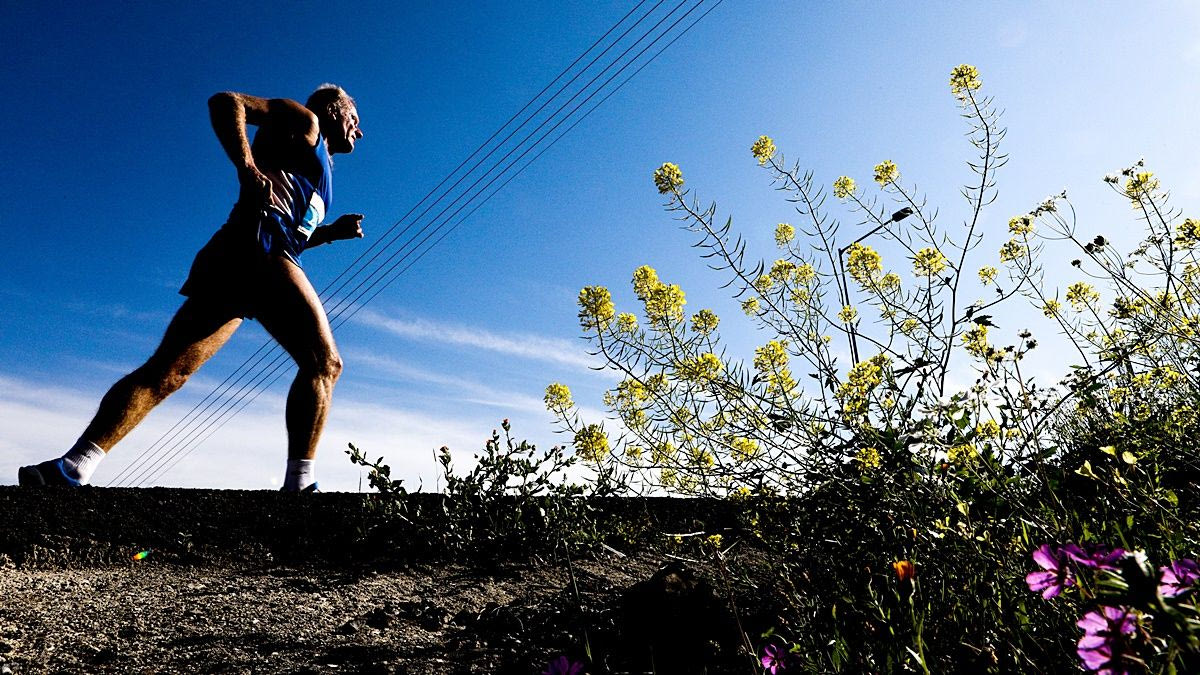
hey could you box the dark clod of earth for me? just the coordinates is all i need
[0,487,779,674]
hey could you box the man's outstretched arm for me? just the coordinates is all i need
[207,92,319,204]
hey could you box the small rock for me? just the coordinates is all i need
[364,607,395,630]
[336,620,360,635]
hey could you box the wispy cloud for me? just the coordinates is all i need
[353,309,599,371]
[346,350,550,414]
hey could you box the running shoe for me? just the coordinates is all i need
[17,458,82,487]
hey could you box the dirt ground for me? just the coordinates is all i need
[0,488,769,674]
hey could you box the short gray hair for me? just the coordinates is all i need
[305,83,355,119]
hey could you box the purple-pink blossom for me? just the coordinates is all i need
[1076,606,1137,674]
[1159,558,1200,598]
[1070,544,1127,571]
[1026,544,1083,598]
[542,655,585,675]
[761,644,790,674]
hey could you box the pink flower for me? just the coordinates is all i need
[542,655,585,675]
[1026,544,1082,599]
[761,644,790,674]
[1159,558,1200,598]
[1076,606,1137,674]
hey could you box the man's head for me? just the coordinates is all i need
[306,84,363,154]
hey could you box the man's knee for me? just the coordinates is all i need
[304,351,342,383]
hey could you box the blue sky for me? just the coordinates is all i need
[2,2,1199,490]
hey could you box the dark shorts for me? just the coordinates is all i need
[179,224,271,319]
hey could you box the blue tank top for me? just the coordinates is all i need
[254,132,334,265]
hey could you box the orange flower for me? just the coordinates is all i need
[893,560,916,581]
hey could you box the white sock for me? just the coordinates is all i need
[284,459,315,490]
[61,438,106,485]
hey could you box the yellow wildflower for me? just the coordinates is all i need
[873,160,899,186]
[948,443,978,464]
[769,259,797,282]
[691,309,719,335]
[976,419,1000,439]
[978,266,998,285]
[1008,215,1034,236]
[678,352,724,382]
[838,305,858,323]
[750,135,776,165]
[653,162,684,194]
[794,263,817,284]
[846,242,883,285]
[730,437,760,462]
[616,312,639,334]
[913,247,948,277]
[651,442,676,464]
[742,296,761,316]
[855,447,882,471]
[949,64,981,98]
[1066,282,1100,311]
[1125,171,1159,205]
[544,383,573,411]
[1175,218,1200,249]
[573,424,609,462]
[775,222,795,247]
[962,325,989,358]
[1042,299,1061,317]
[577,286,615,330]
[880,273,901,290]
[625,445,644,460]
[632,266,686,324]
[901,318,920,335]
[753,274,774,293]
[833,176,857,199]
[999,240,1026,263]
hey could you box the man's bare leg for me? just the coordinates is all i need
[19,298,242,486]
[256,257,342,484]
[83,299,242,450]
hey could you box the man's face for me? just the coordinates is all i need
[327,101,363,154]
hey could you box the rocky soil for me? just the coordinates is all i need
[0,488,775,674]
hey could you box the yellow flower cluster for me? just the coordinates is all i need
[962,325,989,358]
[913,247,948,277]
[544,382,573,411]
[753,274,773,293]
[795,263,817,284]
[691,309,719,335]
[750,135,777,165]
[873,160,899,186]
[846,242,883,285]
[775,222,795,247]
[689,447,715,469]
[1042,299,1061,317]
[730,437,760,462]
[949,64,981,98]
[836,354,890,421]
[879,273,901,291]
[577,285,615,330]
[769,259,796,283]
[1066,282,1100,311]
[833,176,857,199]
[1124,171,1159,205]
[979,267,999,285]
[948,443,978,465]
[652,441,676,464]
[838,305,858,323]
[999,239,1027,263]
[677,352,723,382]
[1175,218,1200,249]
[753,340,796,395]
[901,318,920,335]
[617,312,639,333]
[976,419,1000,439]
[855,447,882,471]
[653,162,684,194]
[632,265,686,324]
[1008,215,1034,236]
[742,296,761,316]
[573,424,609,462]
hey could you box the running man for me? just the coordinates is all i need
[18,84,366,491]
